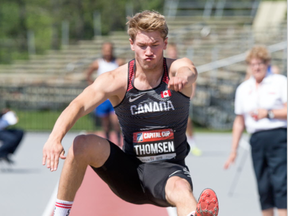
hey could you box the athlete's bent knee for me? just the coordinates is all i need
[71,135,92,158]
[172,178,192,193]
[166,177,192,204]
[69,134,110,167]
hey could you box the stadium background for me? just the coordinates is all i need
[0,0,286,132]
[0,1,287,216]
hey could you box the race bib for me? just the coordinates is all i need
[133,128,176,163]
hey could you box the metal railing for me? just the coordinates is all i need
[197,41,287,74]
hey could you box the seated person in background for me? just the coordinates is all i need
[0,108,24,164]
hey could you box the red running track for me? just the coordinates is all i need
[69,166,169,216]
[52,131,169,216]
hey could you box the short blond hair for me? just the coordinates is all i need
[126,10,168,41]
[246,45,271,64]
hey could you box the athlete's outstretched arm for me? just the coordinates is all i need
[168,57,197,97]
[42,67,126,172]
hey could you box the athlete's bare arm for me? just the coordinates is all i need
[168,57,197,97]
[86,60,99,85]
[43,64,128,171]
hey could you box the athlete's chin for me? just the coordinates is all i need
[142,62,157,70]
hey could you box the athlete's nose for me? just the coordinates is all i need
[145,46,153,56]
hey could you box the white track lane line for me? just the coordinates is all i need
[42,181,58,216]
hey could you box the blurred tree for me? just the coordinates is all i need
[0,0,164,63]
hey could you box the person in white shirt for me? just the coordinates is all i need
[86,42,125,146]
[224,45,287,216]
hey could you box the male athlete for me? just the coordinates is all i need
[43,10,219,216]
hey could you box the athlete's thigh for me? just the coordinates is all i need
[138,161,193,207]
[91,141,149,204]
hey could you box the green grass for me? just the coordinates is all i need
[10,110,232,133]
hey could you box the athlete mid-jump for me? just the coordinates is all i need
[43,10,219,216]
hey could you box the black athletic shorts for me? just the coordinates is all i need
[91,140,193,207]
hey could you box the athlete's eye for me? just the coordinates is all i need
[138,45,147,49]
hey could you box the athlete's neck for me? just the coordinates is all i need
[134,59,164,90]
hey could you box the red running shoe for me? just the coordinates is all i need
[195,188,219,216]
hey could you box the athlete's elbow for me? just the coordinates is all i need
[67,99,85,115]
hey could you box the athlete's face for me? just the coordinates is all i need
[130,30,167,70]
[248,58,269,83]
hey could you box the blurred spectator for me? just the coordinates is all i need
[224,45,287,216]
[166,43,202,156]
[166,43,178,59]
[245,63,280,80]
[86,42,125,147]
[0,108,24,164]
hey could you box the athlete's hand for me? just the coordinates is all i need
[224,151,237,169]
[42,139,66,172]
[168,76,188,92]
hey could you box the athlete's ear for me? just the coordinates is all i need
[129,38,135,51]
[163,37,168,50]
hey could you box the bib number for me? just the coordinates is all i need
[133,128,176,163]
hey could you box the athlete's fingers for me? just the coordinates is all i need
[53,156,59,171]
[49,154,55,171]
[168,79,174,89]
[60,149,66,160]
[168,84,175,91]
[172,79,179,91]
[168,77,186,92]
[46,155,51,169]
[173,83,178,91]
[178,82,183,91]
[42,153,47,166]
